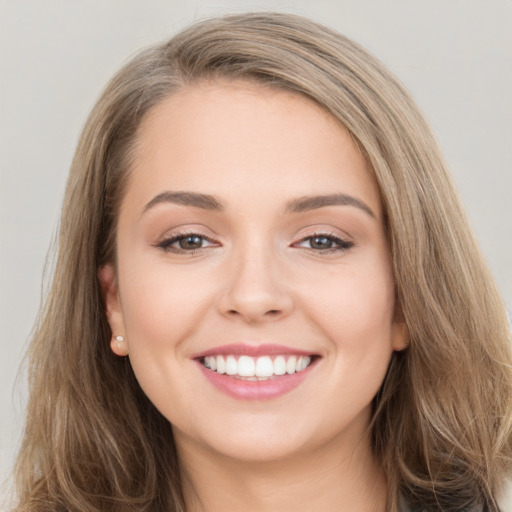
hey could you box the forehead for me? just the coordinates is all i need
[125,80,382,217]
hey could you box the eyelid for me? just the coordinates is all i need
[153,226,354,254]
[292,230,354,253]
[155,229,221,253]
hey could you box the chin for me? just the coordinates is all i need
[172,412,317,464]
[210,434,309,464]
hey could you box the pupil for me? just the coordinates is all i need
[311,236,332,249]
[180,235,202,249]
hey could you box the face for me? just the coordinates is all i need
[100,81,408,463]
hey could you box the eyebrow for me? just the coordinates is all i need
[142,190,375,219]
[285,193,376,218]
[143,191,224,213]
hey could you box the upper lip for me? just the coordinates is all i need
[192,343,318,359]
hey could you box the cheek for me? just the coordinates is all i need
[118,259,215,354]
[305,262,396,352]
[318,266,396,406]
[116,263,211,420]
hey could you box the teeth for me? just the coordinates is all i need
[286,356,296,375]
[238,356,255,377]
[216,355,226,374]
[255,356,274,377]
[202,354,312,378]
[226,355,237,375]
[273,356,286,375]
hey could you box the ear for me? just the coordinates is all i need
[98,264,129,356]
[391,320,410,351]
[391,301,410,352]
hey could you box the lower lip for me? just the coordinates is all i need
[196,360,316,400]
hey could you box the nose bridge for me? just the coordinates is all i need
[218,234,292,322]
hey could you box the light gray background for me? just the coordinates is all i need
[1,0,511,502]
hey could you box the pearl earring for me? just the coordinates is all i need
[112,335,128,357]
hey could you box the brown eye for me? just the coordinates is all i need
[178,235,204,250]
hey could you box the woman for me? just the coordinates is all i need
[12,12,512,512]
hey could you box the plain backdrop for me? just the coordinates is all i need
[1,0,511,501]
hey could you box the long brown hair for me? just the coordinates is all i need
[13,12,512,511]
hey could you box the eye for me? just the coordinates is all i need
[294,234,354,253]
[157,233,218,253]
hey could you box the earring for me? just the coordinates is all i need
[112,335,128,356]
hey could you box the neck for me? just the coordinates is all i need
[176,430,387,512]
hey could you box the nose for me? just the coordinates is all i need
[216,243,293,324]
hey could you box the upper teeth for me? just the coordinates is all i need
[203,355,312,379]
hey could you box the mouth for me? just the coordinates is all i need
[200,354,315,380]
[193,344,320,400]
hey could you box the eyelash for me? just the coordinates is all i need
[156,231,218,254]
[156,232,354,254]
[293,233,354,253]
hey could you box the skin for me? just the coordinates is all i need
[100,80,409,511]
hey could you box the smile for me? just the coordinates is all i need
[202,354,313,379]
[194,344,319,400]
